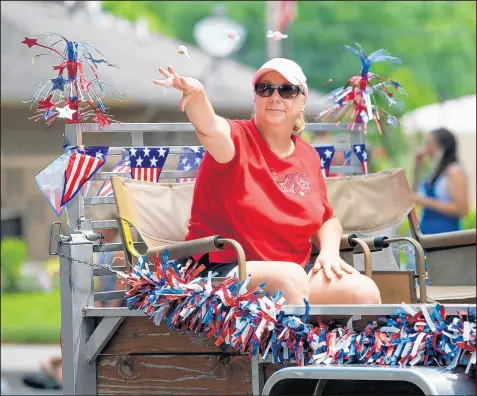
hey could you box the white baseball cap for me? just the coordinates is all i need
[252,57,308,97]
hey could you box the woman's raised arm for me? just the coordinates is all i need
[153,65,234,164]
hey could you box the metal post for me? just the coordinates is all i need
[251,355,265,395]
[59,236,96,395]
[64,124,85,231]
[349,128,365,173]
[266,1,281,59]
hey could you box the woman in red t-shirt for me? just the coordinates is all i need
[153,58,380,305]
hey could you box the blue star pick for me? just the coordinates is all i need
[51,76,67,91]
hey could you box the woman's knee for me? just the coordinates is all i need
[350,274,381,304]
[280,275,310,305]
[308,271,381,304]
[245,261,309,305]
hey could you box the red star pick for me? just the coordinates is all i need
[38,95,56,110]
[21,37,38,48]
[52,61,67,72]
[92,113,112,128]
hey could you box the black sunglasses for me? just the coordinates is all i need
[254,83,303,99]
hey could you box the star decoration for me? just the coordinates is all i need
[96,151,104,159]
[56,105,77,120]
[355,146,361,153]
[362,151,368,160]
[38,95,56,110]
[51,76,67,91]
[324,149,333,158]
[143,147,150,157]
[183,164,192,171]
[195,157,202,165]
[22,33,124,129]
[21,37,38,48]
[136,157,144,167]
[320,158,325,167]
[276,174,296,194]
[158,147,167,157]
[92,113,111,128]
[130,148,137,157]
[150,157,158,167]
[181,157,188,165]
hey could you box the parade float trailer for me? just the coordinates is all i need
[51,122,476,395]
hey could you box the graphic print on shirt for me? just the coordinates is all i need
[270,170,311,196]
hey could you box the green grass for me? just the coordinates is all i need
[1,289,61,344]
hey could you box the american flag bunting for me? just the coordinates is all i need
[353,144,368,174]
[314,145,335,178]
[97,153,131,197]
[128,147,169,182]
[176,146,205,183]
[61,146,109,206]
[35,152,70,217]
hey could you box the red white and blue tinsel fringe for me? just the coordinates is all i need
[119,252,476,374]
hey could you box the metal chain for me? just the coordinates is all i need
[51,231,123,274]
[49,221,129,276]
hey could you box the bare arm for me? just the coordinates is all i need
[414,166,469,217]
[311,216,342,256]
[412,147,428,191]
[153,65,235,163]
[310,216,357,279]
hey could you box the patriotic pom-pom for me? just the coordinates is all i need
[119,251,476,372]
[21,33,124,128]
[318,43,406,135]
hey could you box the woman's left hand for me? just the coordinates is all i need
[412,193,426,207]
[313,252,358,280]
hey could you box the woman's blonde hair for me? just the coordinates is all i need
[293,111,306,133]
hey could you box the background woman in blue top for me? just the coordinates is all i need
[412,127,469,234]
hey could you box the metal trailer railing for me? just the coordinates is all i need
[54,122,474,395]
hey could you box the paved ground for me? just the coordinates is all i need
[1,345,62,395]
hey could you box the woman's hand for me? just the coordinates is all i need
[153,65,204,112]
[412,193,426,207]
[313,252,358,280]
[414,147,429,167]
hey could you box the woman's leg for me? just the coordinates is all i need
[308,270,381,304]
[228,261,310,305]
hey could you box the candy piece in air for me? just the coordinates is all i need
[227,29,240,40]
[176,45,191,59]
[266,30,288,41]
[163,76,174,88]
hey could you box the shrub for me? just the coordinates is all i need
[1,238,27,293]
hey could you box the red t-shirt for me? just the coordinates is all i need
[184,118,334,267]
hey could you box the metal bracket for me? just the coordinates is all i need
[86,316,125,364]
[49,222,71,256]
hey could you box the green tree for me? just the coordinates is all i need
[101,1,476,170]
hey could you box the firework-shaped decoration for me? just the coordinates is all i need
[21,33,125,128]
[318,43,406,134]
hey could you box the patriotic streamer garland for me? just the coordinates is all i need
[118,251,476,373]
[21,33,124,128]
[318,43,406,134]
